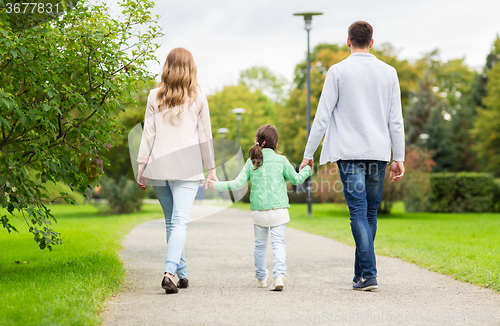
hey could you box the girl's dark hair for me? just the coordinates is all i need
[249,125,279,170]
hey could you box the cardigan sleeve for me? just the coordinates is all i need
[213,160,250,191]
[283,157,311,185]
[137,91,156,164]
[197,93,216,170]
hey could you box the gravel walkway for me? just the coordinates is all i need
[101,204,500,326]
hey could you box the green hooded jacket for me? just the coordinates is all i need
[213,148,312,211]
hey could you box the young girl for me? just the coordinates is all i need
[208,125,311,291]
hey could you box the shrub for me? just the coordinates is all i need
[402,145,435,212]
[287,192,322,204]
[378,167,403,214]
[100,176,145,214]
[403,172,432,212]
[312,163,345,204]
[492,179,500,212]
[429,172,495,212]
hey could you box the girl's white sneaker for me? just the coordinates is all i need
[256,269,268,288]
[270,277,284,291]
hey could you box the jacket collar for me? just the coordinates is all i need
[348,53,375,59]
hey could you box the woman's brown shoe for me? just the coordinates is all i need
[177,278,189,289]
[161,276,178,294]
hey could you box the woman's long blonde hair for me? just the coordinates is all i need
[156,48,199,125]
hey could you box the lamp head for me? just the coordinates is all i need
[231,108,246,114]
[217,128,229,137]
[293,9,323,31]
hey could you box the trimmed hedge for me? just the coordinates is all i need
[494,179,500,212]
[429,172,495,213]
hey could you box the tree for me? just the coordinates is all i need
[239,66,288,105]
[470,36,500,110]
[449,100,479,172]
[405,79,441,145]
[0,0,162,249]
[208,84,277,159]
[415,51,475,112]
[471,48,500,175]
[423,108,459,172]
[407,51,478,172]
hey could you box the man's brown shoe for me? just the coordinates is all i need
[177,278,189,289]
[161,276,178,294]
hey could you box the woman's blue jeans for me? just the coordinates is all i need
[337,160,387,280]
[153,180,199,278]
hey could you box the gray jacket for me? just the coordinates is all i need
[304,53,405,163]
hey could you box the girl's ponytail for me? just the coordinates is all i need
[248,125,278,170]
[249,143,264,169]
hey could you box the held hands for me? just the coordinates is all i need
[205,168,218,190]
[136,164,146,190]
[299,158,314,174]
[389,161,405,183]
[206,179,215,191]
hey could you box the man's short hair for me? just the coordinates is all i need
[348,21,373,48]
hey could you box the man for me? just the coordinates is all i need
[300,21,405,291]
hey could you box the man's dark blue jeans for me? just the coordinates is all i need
[337,160,387,280]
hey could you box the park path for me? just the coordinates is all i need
[101,204,500,326]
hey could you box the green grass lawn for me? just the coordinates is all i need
[231,201,500,292]
[0,203,164,326]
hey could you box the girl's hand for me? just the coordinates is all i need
[206,179,215,191]
[136,164,146,190]
[205,168,218,190]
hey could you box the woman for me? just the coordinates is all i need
[136,48,217,294]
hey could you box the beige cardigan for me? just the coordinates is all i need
[137,87,216,185]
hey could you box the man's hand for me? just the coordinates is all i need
[299,158,314,173]
[136,163,146,190]
[205,168,218,190]
[389,161,405,183]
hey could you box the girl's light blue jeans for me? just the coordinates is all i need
[254,223,286,280]
[153,180,199,279]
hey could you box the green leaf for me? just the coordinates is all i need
[1,117,11,129]
[0,98,12,110]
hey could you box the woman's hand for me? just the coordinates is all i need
[205,168,218,190]
[136,164,146,190]
[206,179,215,191]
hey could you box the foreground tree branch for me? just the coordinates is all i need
[0,0,163,250]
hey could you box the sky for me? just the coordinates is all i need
[110,0,500,95]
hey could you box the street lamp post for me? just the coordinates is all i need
[217,128,234,203]
[294,9,323,217]
[231,108,246,146]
